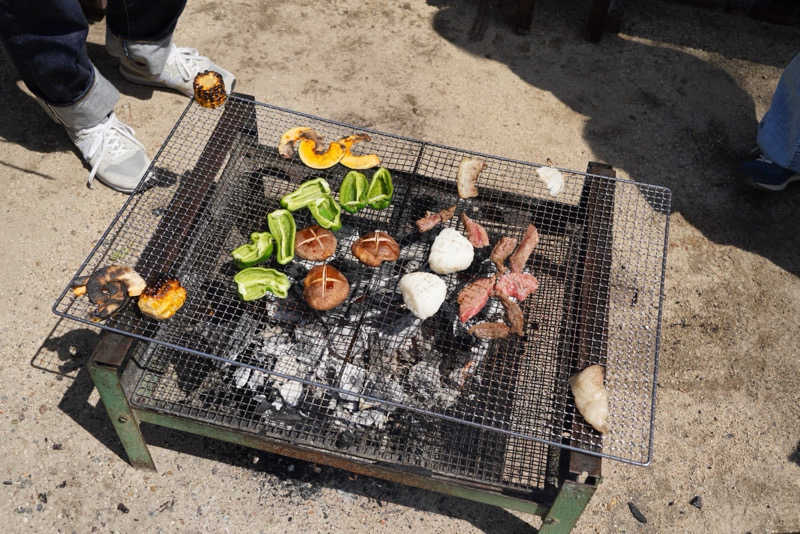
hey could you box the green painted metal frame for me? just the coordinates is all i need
[87,331,599,532]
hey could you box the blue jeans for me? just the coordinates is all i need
[0,0,186,106]
[758,52,800,173]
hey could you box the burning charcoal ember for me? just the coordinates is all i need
[338,363,367,401]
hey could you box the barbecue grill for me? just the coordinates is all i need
[53,94,670,531]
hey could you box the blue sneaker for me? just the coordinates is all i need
[741,154,800,191]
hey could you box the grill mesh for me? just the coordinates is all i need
[54,95,670,468]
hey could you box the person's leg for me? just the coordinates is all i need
[757,52,800,173]
[0,0,149,192]
[742,53,800,191]
[104,0,235,97]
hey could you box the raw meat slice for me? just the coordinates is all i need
[457,276,495,322]
[509,224,540,273]
[416,212,441,232]
[494,272,539,302]
[460,212,490,248]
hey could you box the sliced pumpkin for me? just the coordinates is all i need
[278,127,319,159]
[338,133,381,169]
[297,134,345,169]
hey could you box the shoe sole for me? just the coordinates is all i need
[119,65,237,97]
[750,173,800,192]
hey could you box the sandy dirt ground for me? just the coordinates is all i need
[1,1,799,532]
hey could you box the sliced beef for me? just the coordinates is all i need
[416,212,441,232]
[495,272,539,302]
[490,236,517,274]
[468,322,510,339]
[460,212,490,248]
[457,276,495,323]
[499,294,524,335]
[508,224,540,273]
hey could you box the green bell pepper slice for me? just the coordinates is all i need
[234,267,290,300]
[231,231,274,268]
[280,178,331,211]
[367,167,393,210]
[308,194,342,231]
[338,171,369,213]
[267,209,296,265]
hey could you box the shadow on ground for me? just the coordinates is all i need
[428,0,800,275]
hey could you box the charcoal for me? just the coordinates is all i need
[628,502,647,523]
[232,366,267,391]
[335,430,356,449]
[407,360,458,409]
[276,381,304,408]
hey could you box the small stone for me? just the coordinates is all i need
[117,503,129,514]
[52,443,63,451]
[628,502,647,523]
[38,493,47,504]
[56,481,67,489]
[2,480,12,485]
[690,496,703,510]
[15,506,33,514]
[38,405,48,415]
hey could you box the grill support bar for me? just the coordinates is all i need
[87,331,598,531]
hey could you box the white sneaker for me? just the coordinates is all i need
[119,44,236,98]
[67,112,150,193]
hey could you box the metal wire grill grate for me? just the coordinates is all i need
[53,95,671,466]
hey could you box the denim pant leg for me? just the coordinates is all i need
[0,0,95,105]
[105,0,186,75]
[757,52,800,173]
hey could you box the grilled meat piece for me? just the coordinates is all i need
[490,236,517,274]
[495,272,539,302]
[468,322,510,339]
[499,294,524,335]
[416,212,442,232]
[438,204,456,222]
[352,231,400,267]
[460,212,490,248]
[295,225,337,261]
[457,157,485,199]
[457,276,495,322]
[509,224,540,273]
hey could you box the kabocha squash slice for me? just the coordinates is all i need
[297,133,345,169]
[278,127,319,159]
[337,133,381,169]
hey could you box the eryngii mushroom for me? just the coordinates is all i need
[303,264,350,311]
[336,133,381,169]
[351,230,400,267]
[297,132,345,169]
[295,225,337,261]
[568,364,609,434]
[278,127,320,159]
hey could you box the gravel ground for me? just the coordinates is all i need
[1,1,799,532]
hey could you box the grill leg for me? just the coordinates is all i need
[87,333,156,471]
[539,480,597,533]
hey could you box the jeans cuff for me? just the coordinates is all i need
[107,28,173,76]
[40,66,119,131]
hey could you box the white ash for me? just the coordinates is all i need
[273,380,304,410]
[338,362,367,402]
[292,322,330,366]
[407,360,458,409]
[232,366,267,391]
[327,324,369,359]
[333,404,389,430]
